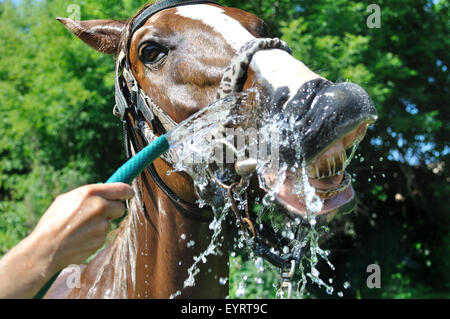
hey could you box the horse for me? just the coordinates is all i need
[44,0,377,299]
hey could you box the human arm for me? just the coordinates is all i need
[0,183,134,299]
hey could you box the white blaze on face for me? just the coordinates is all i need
[176,4,322,102]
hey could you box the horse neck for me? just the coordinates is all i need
[130,169,230,299]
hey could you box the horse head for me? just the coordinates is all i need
[56,0,377,298]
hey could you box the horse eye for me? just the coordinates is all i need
[139,43,168,65]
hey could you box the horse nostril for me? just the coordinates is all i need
[321,83,377,127]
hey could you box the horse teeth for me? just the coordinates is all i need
[320,158,327,178]
[331,156,336,176]
[307,162,315,178]
[307,149,350,180]
[315,163,320,179]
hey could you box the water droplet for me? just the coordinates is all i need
[338,291,343,297]
[180,233,186,240]
[236,283,246,298]
[219,277,228,285]
[187,240,196,248]
[255,257,264,272]
[343,281,351,289]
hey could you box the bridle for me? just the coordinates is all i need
[113,0,304,283]
[114,0,220,223]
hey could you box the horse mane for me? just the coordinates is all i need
[82,179,144,298]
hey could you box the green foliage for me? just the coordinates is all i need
[229,254,281,299]
[0,0,139,251]
[0,0,448,298]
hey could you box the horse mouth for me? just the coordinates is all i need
[261,120,373,220]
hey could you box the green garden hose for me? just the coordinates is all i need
[106,135,170,185]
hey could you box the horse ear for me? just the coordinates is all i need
[57,18,126,54]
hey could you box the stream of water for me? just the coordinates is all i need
[163,88,361,299]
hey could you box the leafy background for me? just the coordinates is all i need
[0,0,448,298]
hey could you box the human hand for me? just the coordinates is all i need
[32,183,135,275]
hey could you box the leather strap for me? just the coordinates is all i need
[131,0,219,36]
[146,163,213,222]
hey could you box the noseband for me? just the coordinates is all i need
[113,0,299,271]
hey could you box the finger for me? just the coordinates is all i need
[102,199,127,221]
[82,183,135,201]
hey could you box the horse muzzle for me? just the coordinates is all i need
[260,79,378,221]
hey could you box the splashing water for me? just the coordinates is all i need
[80,78,364,299]
[164,88,345,299]
[182,209,229,290]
